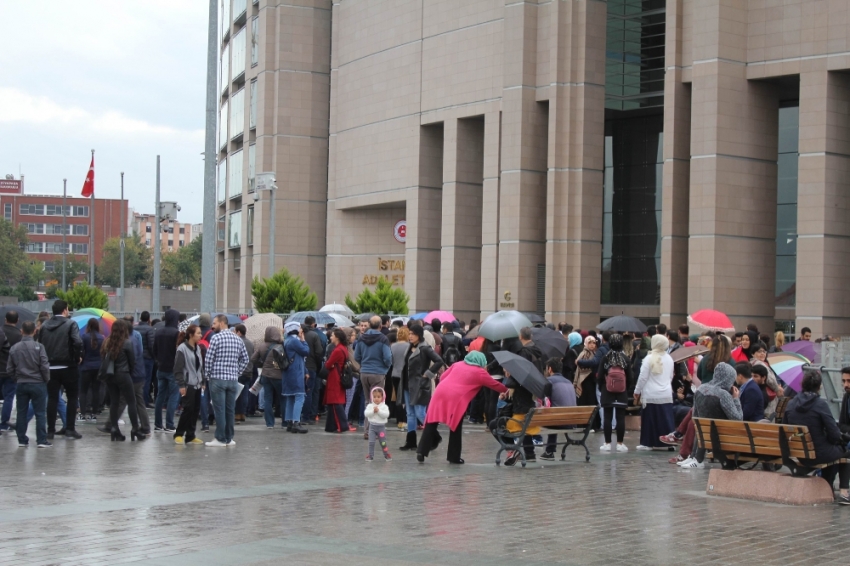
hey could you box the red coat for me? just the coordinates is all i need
[425,362,508,431]
[731,347,748,364]
[324,343,348,405]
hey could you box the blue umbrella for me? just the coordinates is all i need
[409,312,428,320]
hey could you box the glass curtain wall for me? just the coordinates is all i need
[775,104,799,307]
[602,0,666,305]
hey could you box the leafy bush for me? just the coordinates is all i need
[55,282,109,310]
[251,268,317,313]
[345,277,409,315]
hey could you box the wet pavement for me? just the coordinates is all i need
[2,411,850,565]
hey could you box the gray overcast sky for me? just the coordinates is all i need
[0,1,209,224]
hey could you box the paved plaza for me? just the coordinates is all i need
[2,414,850,566]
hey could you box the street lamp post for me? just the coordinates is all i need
[120,171,125,312]
[253,172,278,278]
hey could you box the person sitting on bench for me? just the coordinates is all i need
[735,362,764,423]
[783,370,850,505]
[540,357,576,461]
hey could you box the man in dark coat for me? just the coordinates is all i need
[735,362,764,423]
[152,309,181,432]
[839,368,850,437]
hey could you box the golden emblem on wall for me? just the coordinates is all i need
[503,290,511,302]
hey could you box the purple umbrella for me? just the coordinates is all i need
[781,340,819,364]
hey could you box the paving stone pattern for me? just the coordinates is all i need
[1,414,850,565]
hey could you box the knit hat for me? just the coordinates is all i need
[464,351,487,368]
[712,362,737,390]
[198,312,211,328]
[284,321,301,336]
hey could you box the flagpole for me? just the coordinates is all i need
[62,179,67,291]
[89,149,95,286]
[120,172,125,312]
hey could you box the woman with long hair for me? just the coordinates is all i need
[174,324,205,444]
[598,334,632,453]
[101,320,144,441]
[696,335,733,384]
[390,326,411,430]
[634,334,675,450]
[771,331,786,353]
[398,325,444,451]
[79,317,105,421]
[574,336,598,409]
[324,328,354,432]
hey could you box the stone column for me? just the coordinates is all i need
[480,111,501,318]
[544,0,606,330]
[660,0,691,328]
[440,118,484,322]
[687,0,778,332]
[498,0,546,314]
[796,69,850,337]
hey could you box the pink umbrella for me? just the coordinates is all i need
[424,310,456,323]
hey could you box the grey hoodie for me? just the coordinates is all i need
[174,341,204,388]
[693,362,742,421]
[8,336,50,384]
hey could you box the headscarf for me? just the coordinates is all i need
[370,386,385,403]
[568,332,582,349]
[464,351,487,368]
[284,321,301,336]
[603,333,629,370]
[647,334,669,374]
[583,335,597,348]
[742,331,760,358]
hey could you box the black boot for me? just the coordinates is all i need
[399,431,417,451]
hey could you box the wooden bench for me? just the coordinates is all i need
[693,418,846,476]
[493,406,598,468]
[773,396,790,423]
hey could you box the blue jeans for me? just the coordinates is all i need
[209,378,238,443]
[155,371,180,429]
[16,382,48,445]
[283,393,305,424]
[0,376,16,429]
[200,387,211,426]
[302,369,317,420]
[143,358,155,404]
[28,390,65,427]
[404,391,426,432]
[261,376,282,427]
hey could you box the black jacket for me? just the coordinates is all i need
[503,375,536,415]
[152,309,180,372]
[403,343,444,406]
[0,325,11,377]
[303,327,324,372]
[135,322,155,360]
[784,391,846,464]
[839,390,850,434]
[519,341,545,373]
[38,315,82,367]
[109,339,136,378]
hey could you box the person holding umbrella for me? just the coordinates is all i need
[416,352,507,464]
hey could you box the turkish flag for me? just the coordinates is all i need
[81,155,94,197]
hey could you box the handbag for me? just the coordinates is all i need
[98,354,115,382]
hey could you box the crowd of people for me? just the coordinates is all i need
[2,304,849,503]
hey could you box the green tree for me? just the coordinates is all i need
[55,282,109,310]
[344,277,409,315]
[251,268,317,313]
[160,245,200,289]
[0,218,33,286]
[98,233,151,287]
[43,255,89,284]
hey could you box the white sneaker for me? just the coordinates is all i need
[616,443,628,452]
[205,439,227,447]
[679,458,704,468]
[118,419,125,425]
[677,456,696,467]
[600,443,611,451]
[636,445,652,451]
[226,440,236,446]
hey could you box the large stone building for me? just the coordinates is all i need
[216,0,850,337]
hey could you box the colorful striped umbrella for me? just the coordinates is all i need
[72,308,117,337]
[767,351,811,392]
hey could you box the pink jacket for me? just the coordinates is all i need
[425,362,507,431]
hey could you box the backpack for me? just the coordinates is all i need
[339,360,355,389]
[270,344,291,372]
[606,365,627,394]
[443,344,462,366]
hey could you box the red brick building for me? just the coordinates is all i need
[0,192,127,274]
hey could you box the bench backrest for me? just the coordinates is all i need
[774,396,790,423]
[528,406,596,428]
[693,418,817,460]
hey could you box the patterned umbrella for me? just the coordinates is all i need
[767,352,811,392]
[781,340,820,365]
[72,308,116,337]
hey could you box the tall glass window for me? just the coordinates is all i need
[221,0,230,40]
[220,44,230,93]
[219,100,229,150]
[233,0,247,21]
[217,159,227,203]
[232,28,246,79]
[229,149,243,198]
[249,79,257,129]
[775,104,799,307]
[231,88,245,139]
[248,143,256,192]
[228,211,242,248]
[247,205,254,246]
[602,0,665,305]
[251,17,259,66]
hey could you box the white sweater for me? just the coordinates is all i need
[634,354,674,404]
[365,402,390,424]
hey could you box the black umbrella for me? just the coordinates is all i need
[531,327,568,361]
[523,312,545,324]
[597,315,647,334]
[0,306,36,327]
[492,351,548,399]
[357,312,377,323]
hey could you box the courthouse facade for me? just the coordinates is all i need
[216,0,850,337]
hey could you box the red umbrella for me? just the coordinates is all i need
[687,309,735,333]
